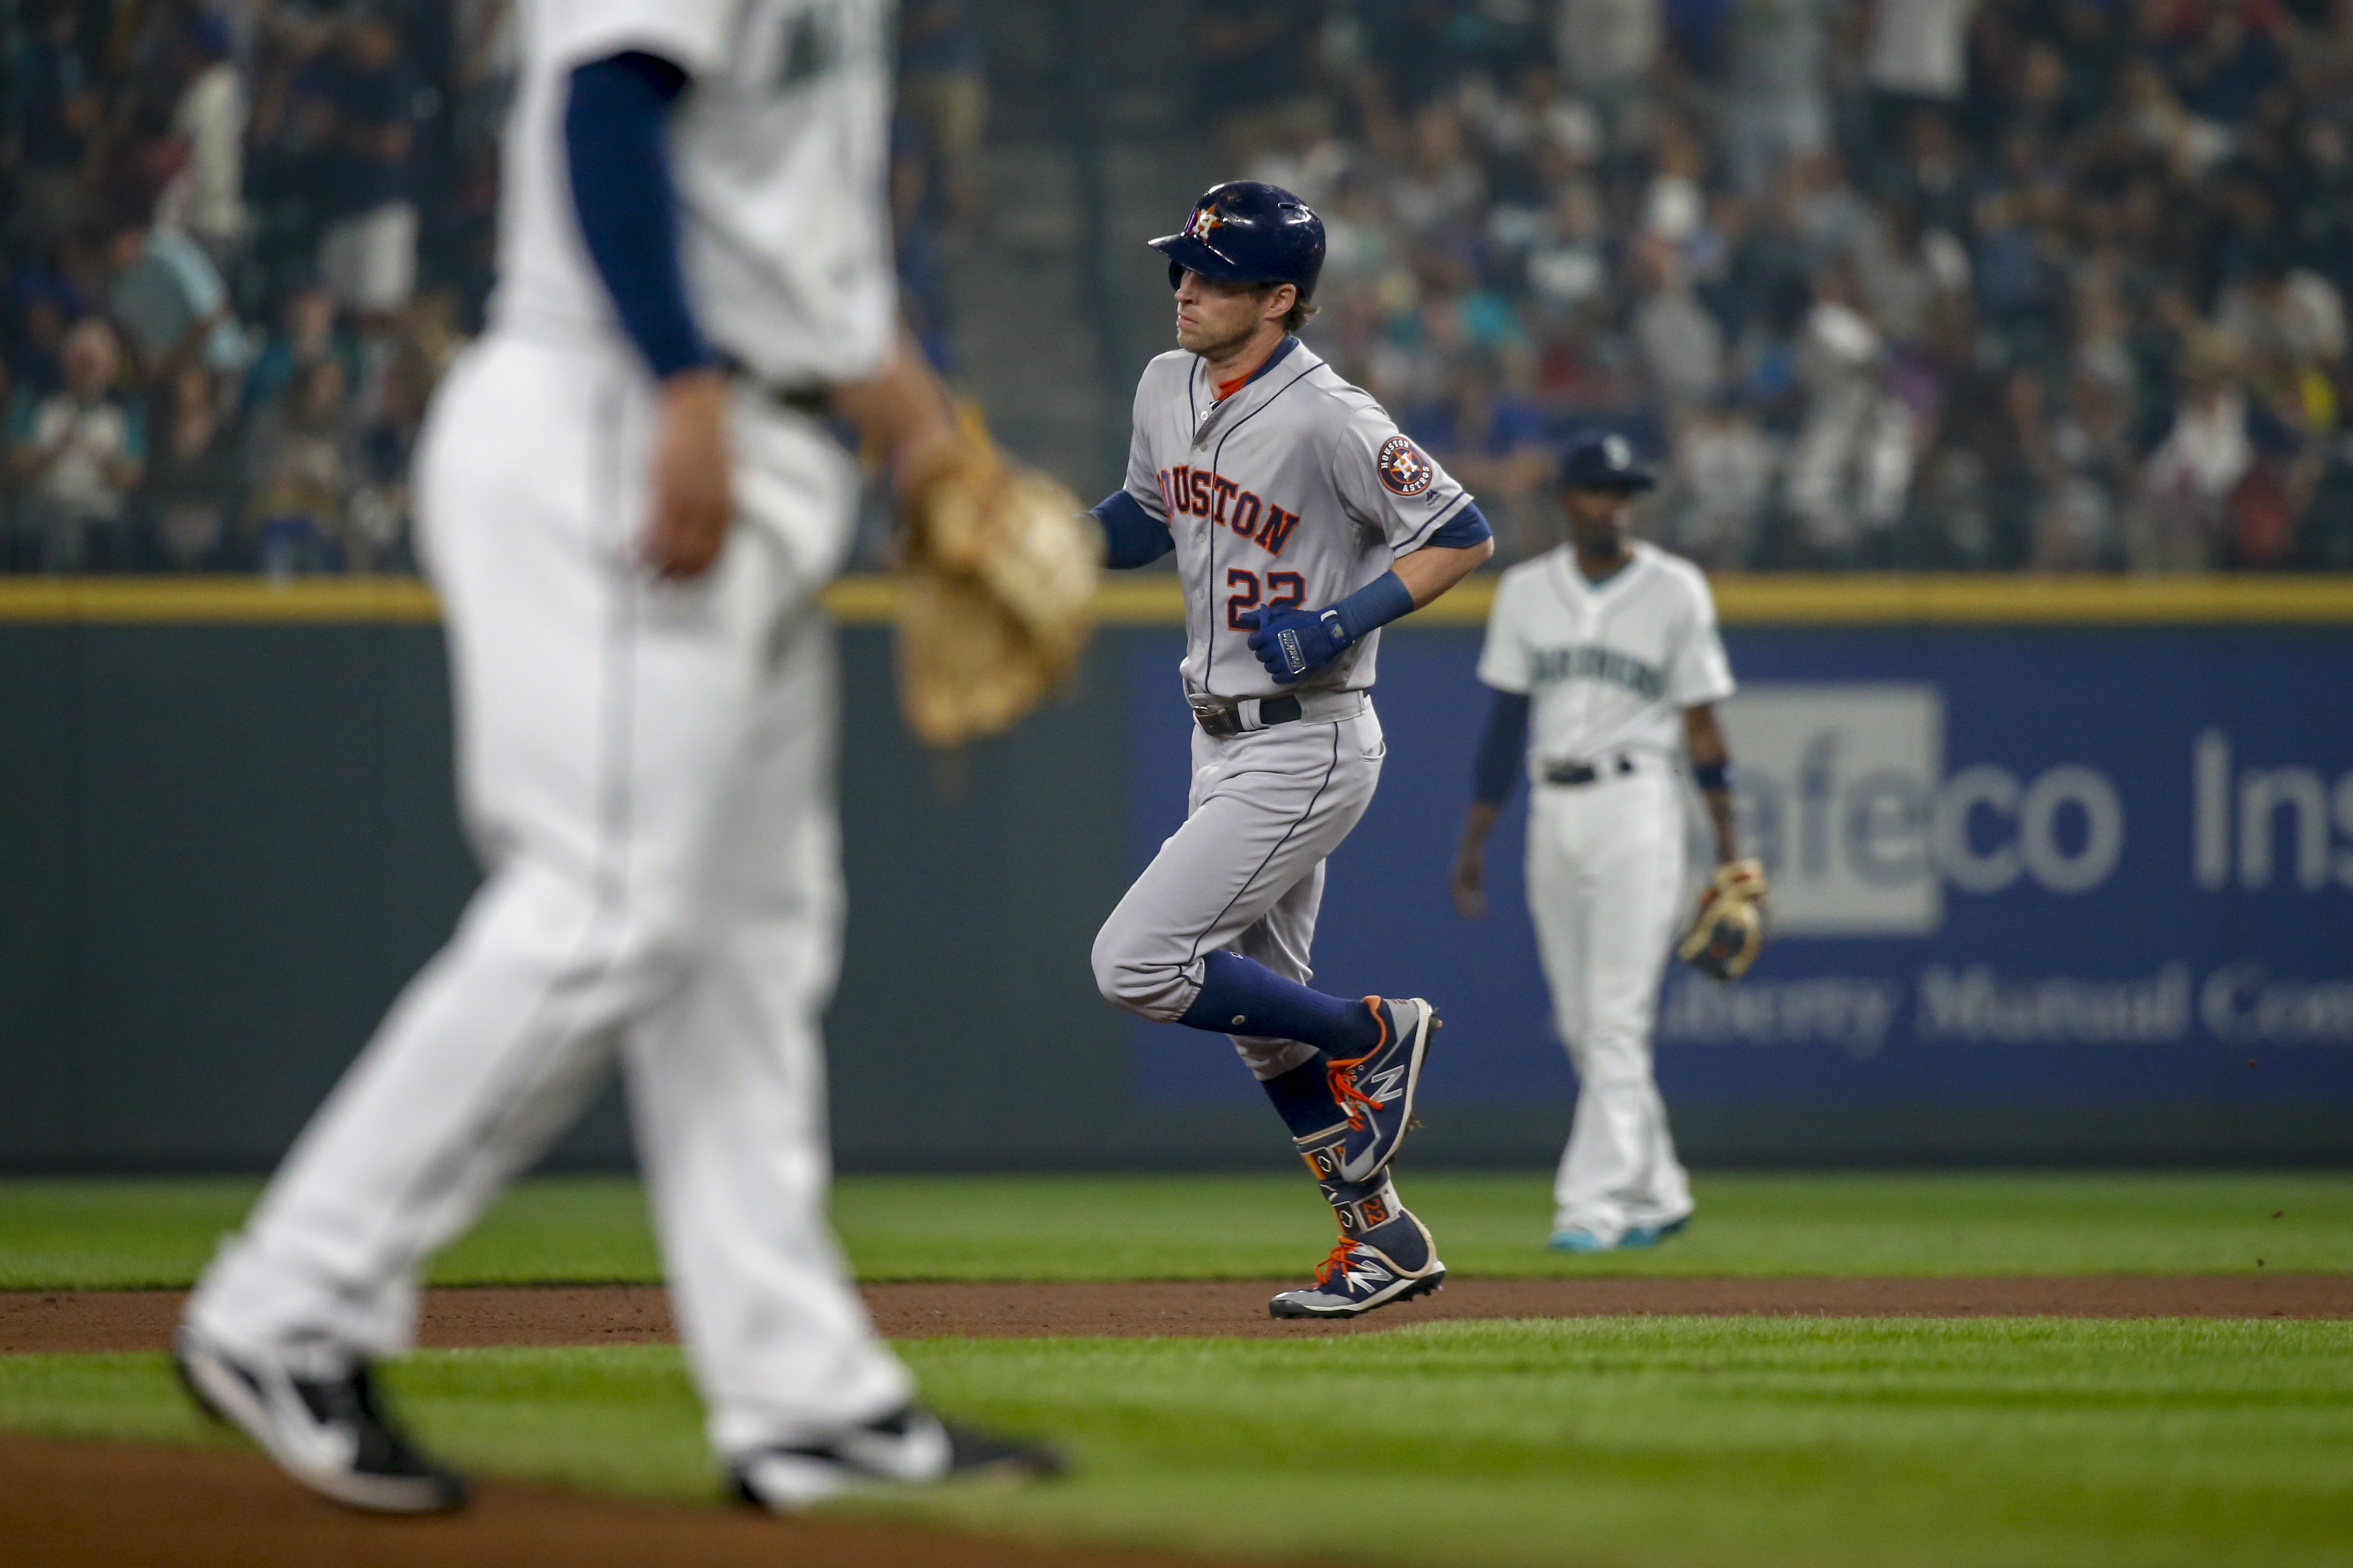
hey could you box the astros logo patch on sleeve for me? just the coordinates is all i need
[1377,435,1434,497]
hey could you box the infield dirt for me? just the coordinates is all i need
[5,1274,2349,1354]
[0,1434,1264,1568]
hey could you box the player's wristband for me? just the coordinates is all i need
[1693,762,1734,792]
[1326,570,1417,647]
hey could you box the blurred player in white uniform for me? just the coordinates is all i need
[1087,182,1493,1318]
[1451,437,1746,1252]
[177,0,1054,1514]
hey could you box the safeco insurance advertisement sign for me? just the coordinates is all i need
[1130,625,2353,1108]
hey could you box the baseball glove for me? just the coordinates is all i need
[1677,858,1769,982]
[896,413,1100,749]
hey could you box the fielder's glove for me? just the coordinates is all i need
[1242,604,1349,683]
[896,410,1100,749]
[1678,858,1769,982]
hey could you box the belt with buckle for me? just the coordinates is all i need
[1194,695,1303,739]
[1543,754,1637,786]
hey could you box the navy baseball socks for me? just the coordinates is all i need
[1178,950,1381,1051]
[1179,952,1440,1183]
[1255,1058,1447,1319]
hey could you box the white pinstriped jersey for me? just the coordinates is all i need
[491,0,897,385]
[1476,542,1736,771]
[1120,338,1474,702]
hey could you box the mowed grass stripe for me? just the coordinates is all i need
[3,1172,2349,1290]
[3,1319,2349,1567]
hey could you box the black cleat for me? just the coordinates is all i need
[174,1326,467,1513]
[730,1403,1064,1511]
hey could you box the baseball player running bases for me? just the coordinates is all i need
[1090,182,1496,1318]
[1452,437,1767,1252]
[175,0,1055,1514]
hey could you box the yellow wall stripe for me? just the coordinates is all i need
[3,573,2352,626]
[1705,574,2353,623]
[0,577,445,622]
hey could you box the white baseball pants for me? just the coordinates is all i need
[1092,704,1385,1079]
[186,335,910,1456]
[1526,766,1695,1242]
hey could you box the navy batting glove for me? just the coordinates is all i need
[1243,605,1351,684]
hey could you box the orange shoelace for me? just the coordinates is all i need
[1325,1057,1377,1129]
[1312,1235,1357,1287]
[1323,999,1391,1130]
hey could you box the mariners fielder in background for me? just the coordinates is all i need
[1451,437,1767,1253]
[176,0,1055,1513]
[1090,182,1495,1318]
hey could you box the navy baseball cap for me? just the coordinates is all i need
[1559,434,1655,492]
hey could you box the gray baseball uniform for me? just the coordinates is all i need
[1090,336,1478,1078]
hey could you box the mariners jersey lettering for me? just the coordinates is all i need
[492,0,895,385]
[1121,339,1472,701]
[1476,542,1735,771]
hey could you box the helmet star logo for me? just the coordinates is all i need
[1183,205,1226,241]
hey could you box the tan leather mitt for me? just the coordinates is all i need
[1677,857,1769,982]
[896,421,1100,749]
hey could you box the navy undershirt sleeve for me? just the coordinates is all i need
[1425,500,1494,551]
[1473,689,1531,806]
[565,52,710,381]
[1092,490,1175,568]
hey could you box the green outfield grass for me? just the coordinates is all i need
[4,1319,2349,1567]
[0,1176,666,1290]
[2,1171,2347,1289]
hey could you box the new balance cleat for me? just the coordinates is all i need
[173,1326,467,1513]
[1329,997,1438,1183]
[730,1403,1063,1512]
[1269,1209,1446,1319]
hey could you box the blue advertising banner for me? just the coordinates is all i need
[1129,625,2353,1110]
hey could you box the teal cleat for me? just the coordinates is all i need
[1549,1217,1689,1252]
[1621,1216,1691,1248]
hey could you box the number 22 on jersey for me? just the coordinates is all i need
[1227,569,1305,630]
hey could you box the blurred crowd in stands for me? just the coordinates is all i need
[16,1,2353,577]
[1218,0,2353,569]
[0,0,979,575]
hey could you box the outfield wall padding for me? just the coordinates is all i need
[1,582,2348,1171]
